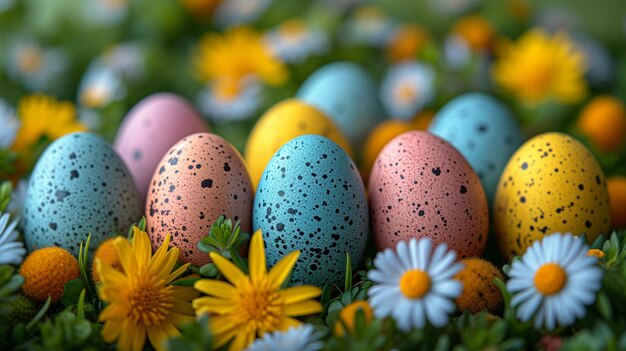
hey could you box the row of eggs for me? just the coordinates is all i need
[21,62,613,286]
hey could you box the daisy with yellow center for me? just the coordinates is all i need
[380,61,436,120]
[264,19,329,63]
[194,26,288,87]
[367,238,463,331]
[192,230,322,351]
[96,227,198,351]
[507,233,603,330]
[11,94,85,151]
[492,29,588,105]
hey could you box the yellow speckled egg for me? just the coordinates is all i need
[245,99,353,188]
[494,132,611,259]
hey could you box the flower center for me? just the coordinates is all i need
[213,78,242,100]
[128,270,173,326]
[18,46,43,74]
[279,20,306,44]
[395,82,418,105]
[231,276,282,334]
[399,269,431,299]
[534,263,567,295]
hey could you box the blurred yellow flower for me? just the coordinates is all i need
[453,15,494,51]
[12,94,85,151]
[577,95,626,152]
[195,26,288,86]
[386,24,429,62]
[492,29,587,105]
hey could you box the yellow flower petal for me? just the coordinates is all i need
[249,230,266,282]
[279,285,323,304]
[192,296,235,314]
[132,227,152,267]
[114,236,137,275]
[229,330,255,351]
[212,325,237,349]
[209,252,245,285]
[277,316,301,331]
[147,325,170,351]
[268,251,300,289]
[99,302,129,320]
[101,321,123,343]
[284,300,323,317]
[194,279,236,299]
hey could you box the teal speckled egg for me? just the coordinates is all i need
[297,62,386,149]
[23,133,141,254]
[253,135,368,286]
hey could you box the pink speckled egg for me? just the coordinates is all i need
[114,93,209,202]
[369,131,489,257]
[146,133,252,266]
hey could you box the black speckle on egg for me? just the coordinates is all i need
[201,179,213,188]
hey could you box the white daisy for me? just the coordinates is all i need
[100,42,146,82]
[82,0,128,25]
[7,179,27,218]
[213,0,273,28]
[380,61,436,121]
[7,39,68,92]
[244,324,323,351]
[340,5,397,48]
[197,78,262,122]
[444,34,471,69]
[0,100,19,149]
[367,238,463,331]
[507,233,603,330]
[0,212,25,266]
[78,64,126,109]
[264,19,329,63]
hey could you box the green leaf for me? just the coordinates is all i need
[597,291,612,320]
[229,248,248,274]
[26,296,51,330]
[344,252,352,293]
[199,263,219,278]
[61,278,84,307]
[172,277,201,286]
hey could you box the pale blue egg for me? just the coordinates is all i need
[253,135,368,286]
[428,93,524,203]
[23,132,141,254]
[297,62,386,149]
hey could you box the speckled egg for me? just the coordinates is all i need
[146,133,252,266]
[114,93,209,202]
[369,131,489,257]
[253,135,368,286]
[245,99,353,189]
[494,132,612,259]
[428,93,524,204]
[23,133,141,254]
[297,62,386,148]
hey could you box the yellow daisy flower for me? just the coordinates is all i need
[96,227,198,351]
[12,94,85,151]
[194,26,288,86]
[193,230,322,351]
[492,29,587,105]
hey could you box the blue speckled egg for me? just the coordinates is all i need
[253,135,368,286]
[23,132,141,254]
[297,62,386,149]
[428,93,524,203]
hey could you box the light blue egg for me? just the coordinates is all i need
[428,93,524,203]
[23,132,141,254]
[253,135,368,286]
[297,62,386,149]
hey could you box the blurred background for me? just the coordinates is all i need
[1,0,626,177]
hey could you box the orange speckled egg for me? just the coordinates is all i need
[146,133,253,266]
[369,131,489,257]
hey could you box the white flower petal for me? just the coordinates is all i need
[431,279,462,299]
[516,291,542,322]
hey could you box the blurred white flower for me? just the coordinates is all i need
[341,5,397,47]
[214,0,273,28]
[0,212,25,266]
[198,78,262,122]
[78,108,103,131]
[0,0,15,13]
[245,324,323,351]
[100,43,146,82]
[82,0,128,25]
[444,34,471,69]
[380,61,436,120]
[265,19,329,63]
[0,100,19,149]
[78,64,126,109]
[429,0,477,15]
[7,39,68,92]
